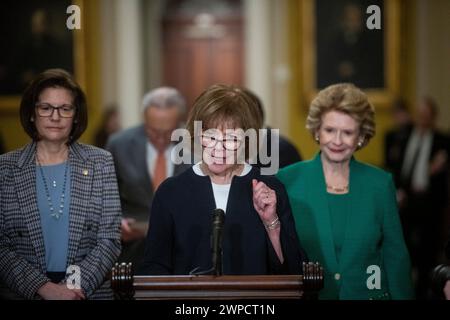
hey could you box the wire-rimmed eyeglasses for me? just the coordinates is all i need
[201,134,243,151]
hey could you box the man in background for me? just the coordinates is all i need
[396,96,450,299]
[106,87,190,272]
[384,98,413,186]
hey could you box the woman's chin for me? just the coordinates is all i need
[205,162,234,174]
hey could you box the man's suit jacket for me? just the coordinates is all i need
[446,232,450,260]
[105,124,190,222]
[277,153,414,300]
[0,142,122,299]
[384,124,413,186]
[399,130,449,208]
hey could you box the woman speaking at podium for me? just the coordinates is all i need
[141,84,306,275]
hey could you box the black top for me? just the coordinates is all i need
[140,166,307,275]
[446,232,450,260]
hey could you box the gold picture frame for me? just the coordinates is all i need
[0,0,86,111]
[301,0,400,107]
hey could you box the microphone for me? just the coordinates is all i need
[211,208,225,276]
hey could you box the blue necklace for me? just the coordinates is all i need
[36,153,69,220]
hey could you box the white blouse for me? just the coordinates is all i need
[192,162,252,212]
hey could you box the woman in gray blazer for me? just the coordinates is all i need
[0,69,122,299]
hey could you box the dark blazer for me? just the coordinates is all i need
[277,153,414,300]
[256,127,302,170]
[140,166,307,275]
[105,124,190,222]
[384,124,413,185]
[0,142,122,299]
[387,128,449,206]
[446,232,450,260]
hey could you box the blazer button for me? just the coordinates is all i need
[17,231,23,237]
[334,273,341,280]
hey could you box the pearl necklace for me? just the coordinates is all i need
[326,184,349,193]
[36,153,69,220]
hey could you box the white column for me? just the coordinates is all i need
[114,0,144,128]
[244,0,273,124]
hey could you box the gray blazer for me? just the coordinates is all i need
[0,142,122,299]
[105,124,190,222]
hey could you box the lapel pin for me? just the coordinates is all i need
[82,169,89,176]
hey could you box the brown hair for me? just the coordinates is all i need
[186,84,263,135]
[20,68,88,144]
[186,84,263,159]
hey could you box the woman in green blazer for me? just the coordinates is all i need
[277,83,414,299]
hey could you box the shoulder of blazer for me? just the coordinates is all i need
[276,155,317,186]
[107,124,145,147]
[70,142,113,164]
[0,143,37,171]
[0,145,27,166]
[351,158,393,189]
[0,146,29,184]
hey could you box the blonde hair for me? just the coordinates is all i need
[306,83,375,149]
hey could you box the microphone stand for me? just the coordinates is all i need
[190,209,225,276]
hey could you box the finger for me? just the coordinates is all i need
[253,183,271,196]
[252,179,258,189]
[126,218,136,226]
[252,180,265,192]
[261,196,275,205]
[74,290,86,300]
[252,196,265,211]
[253,187,268,200]
[253,181,268,194]
[254,187,274,201]
[121,219,132,233]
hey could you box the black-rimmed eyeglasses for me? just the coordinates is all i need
[35,103,76,118]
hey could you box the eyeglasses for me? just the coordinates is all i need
[201,134,242,151]
[35,103,76,118]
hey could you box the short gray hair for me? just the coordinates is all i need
[141,87,186,115]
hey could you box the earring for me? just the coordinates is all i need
[357,140,363,148]
[315,135,319,143]
[30,117,34,122]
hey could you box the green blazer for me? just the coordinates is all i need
[277,153,414,300]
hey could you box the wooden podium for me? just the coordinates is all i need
[111,262,323,300]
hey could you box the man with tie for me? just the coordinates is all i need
[106,87,191,272]
[396,96,450,299]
